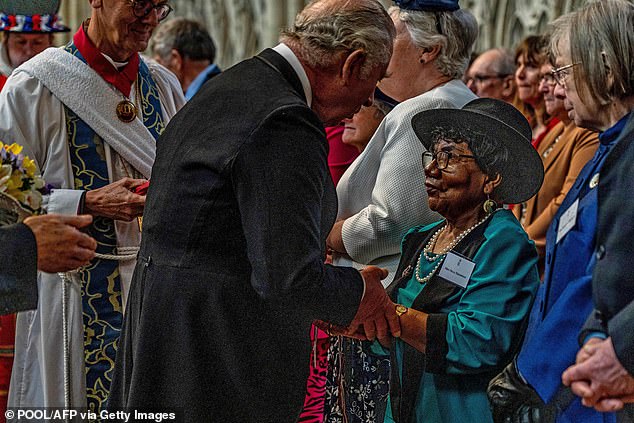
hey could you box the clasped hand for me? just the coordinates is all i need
[334,266,401,347]
[562,337,634,412]
[84,177,147,221]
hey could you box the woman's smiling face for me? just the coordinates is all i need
[424,139,488,219]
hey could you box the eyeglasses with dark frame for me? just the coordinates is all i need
[467,73,511,85]
[551,63,581,87]
[129,0,173,22]
[422,150,477,170]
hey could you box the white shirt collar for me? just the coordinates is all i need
[272,43,312,107]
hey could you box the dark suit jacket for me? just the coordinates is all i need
[0,223,37,315]
[585,111,634,374]
[110,49,364,422]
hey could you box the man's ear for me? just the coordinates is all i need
[483,173,502,195]
[169,49,184,72]
[340,49,366,85]
[501,75,515,98]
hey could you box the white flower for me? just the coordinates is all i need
[0,164,12,191]
[33,176,45,190]
[24,190,43,211]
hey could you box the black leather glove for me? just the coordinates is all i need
[487,360,555,423]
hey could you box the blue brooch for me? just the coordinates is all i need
[393,0,460,12]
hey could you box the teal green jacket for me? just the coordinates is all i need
[385,210,539,423]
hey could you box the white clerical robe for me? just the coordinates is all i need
[0,51,185,409]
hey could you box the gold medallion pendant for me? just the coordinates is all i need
[116,100,137,123]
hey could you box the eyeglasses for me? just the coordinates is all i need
[467,73,510,85]
[422,150,477,170]
[129,0,173,21]
[551,63,581,87]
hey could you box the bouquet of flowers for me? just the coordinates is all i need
[0,141,48,225]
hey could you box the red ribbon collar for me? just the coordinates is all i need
[73,23,139,97]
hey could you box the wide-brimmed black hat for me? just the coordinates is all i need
[0,0,69,33]
[411,97,544,204]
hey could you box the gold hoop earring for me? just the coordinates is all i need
[483,194,497,214]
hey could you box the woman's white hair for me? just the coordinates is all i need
[389,5,478,80]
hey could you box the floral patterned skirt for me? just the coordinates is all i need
[323,337,391,423]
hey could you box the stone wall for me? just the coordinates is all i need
[57,0,588,68]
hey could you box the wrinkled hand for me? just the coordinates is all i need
[562,337,634,412]
[346,266,400,347]
[23,214,97,273]
[84,178,147,221]
[487,361,553,423]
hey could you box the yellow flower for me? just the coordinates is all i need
[6,143,23,155]
[22,157,37,178]
[5,170,24,192]
[7,188,25,204]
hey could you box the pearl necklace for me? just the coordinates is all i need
[415,212,493,284]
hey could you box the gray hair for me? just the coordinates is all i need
[389,5,478,79]
[551,0,634,105]
[280,0,395,79]
[430,126,509,180]
[150,17,216,63]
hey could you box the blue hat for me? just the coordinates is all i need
[394,0,460,12]
[0,0,69,33]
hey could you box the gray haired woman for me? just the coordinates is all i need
[489,1,634,422]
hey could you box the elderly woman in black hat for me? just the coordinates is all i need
[379,98,542,423]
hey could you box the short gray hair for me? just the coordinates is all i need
[150,18,216,63]
[280,0,395,79]
[389,6,478,79]
[551,0,634,105]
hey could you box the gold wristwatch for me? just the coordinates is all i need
[395,304,408,317]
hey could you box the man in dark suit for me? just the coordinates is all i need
[109,0,399,421]
[1,214,96,315]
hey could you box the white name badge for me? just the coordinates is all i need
[556,199,579,244]
[438,251,475,288]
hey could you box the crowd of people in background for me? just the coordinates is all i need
[1,0,633,422]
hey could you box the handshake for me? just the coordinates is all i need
[317,266,401,347]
